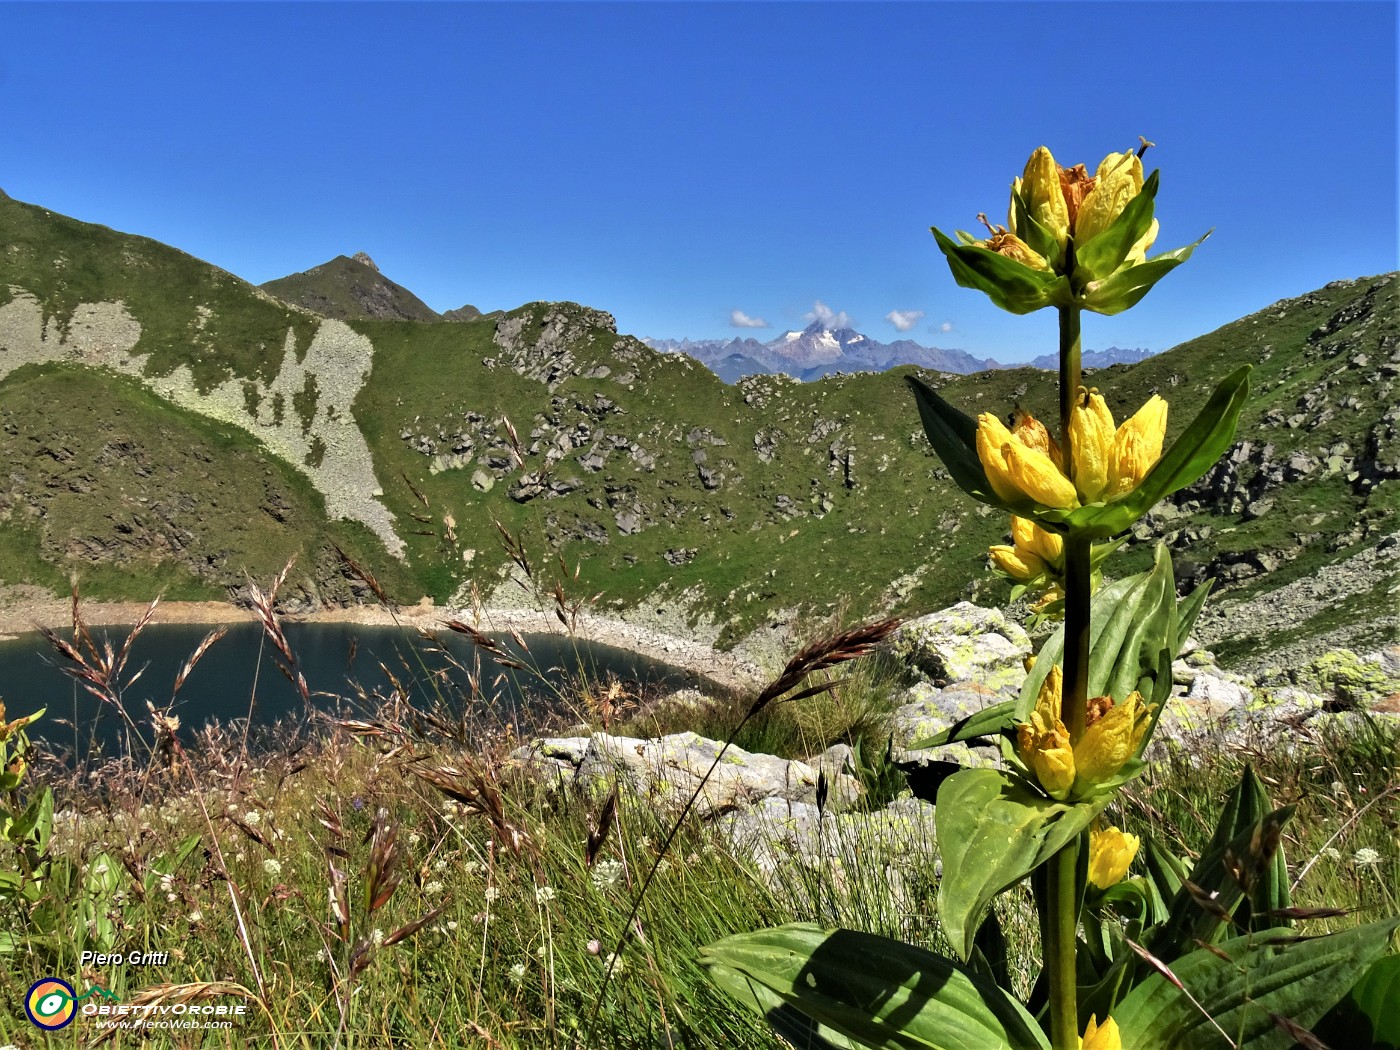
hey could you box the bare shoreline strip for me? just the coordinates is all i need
[0,598,765,693]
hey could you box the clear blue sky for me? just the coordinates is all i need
[2,2,1395,363]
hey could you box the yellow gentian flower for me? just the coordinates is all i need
[1074,690,1151,789]
[1107,395,1168,499]
[1016,667,1075,799]
[1018,669,1151,798]
[989,515,1064,583]
[1068,389,1169,504]
[1076,152,1144,246]
[1017,146,1070,248]
[976,413,1078,509]
[1081,1015,1121,1050]
[974,217,1051,271]
[1088,826,1141,889]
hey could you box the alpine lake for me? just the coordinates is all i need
[0,620,702,760]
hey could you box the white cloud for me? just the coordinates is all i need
[885,309,925,332]
[729,309,769,329]
[939,321,954,333]
[803,300,852,330]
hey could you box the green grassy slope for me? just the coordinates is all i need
[0,363,416,604]
[0,194,316,390]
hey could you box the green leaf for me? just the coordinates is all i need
[1314,952,1400,1050]
[1116,918,1400,1049]
[701,923,1050,1050]
[1073,170,1159,283]
[1080,230,1210,315]
[932,227,1071,315]
[904,374,1000,507]
[1058,366,1251,539]
[937,768,1106,960]
[908,700,1019,750]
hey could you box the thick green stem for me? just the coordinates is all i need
[1057,302,1090,739]
[1048,299,1088,1049]
[1046,840,1081,1050]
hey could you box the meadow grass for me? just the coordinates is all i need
[0,595,1395,1049]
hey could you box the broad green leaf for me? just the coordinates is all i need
[937,768,1106,960]
[932,227,1071,315]
[701,923,1050,1050]
[1314,952,1400,1050]
[1116,918,1400,1050]
[1053,366,1251,539]
[908,700,1018,750]
[1080,231,1210,315]
[904,374,1001,507]
[1073,170,1159,283]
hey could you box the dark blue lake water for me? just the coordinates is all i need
[0,621,698,760]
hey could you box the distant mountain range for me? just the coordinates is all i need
[642,324,1157,382]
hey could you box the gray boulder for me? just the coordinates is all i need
[887,602,1031,696]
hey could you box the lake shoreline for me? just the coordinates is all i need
[0,596,766,693]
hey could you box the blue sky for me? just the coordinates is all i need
[2,2,1395,363]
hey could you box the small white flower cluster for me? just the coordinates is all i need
[508,962,527,984]
[263,859,282,877]
[535,885,556,904]
[591,859,624,891]
[424,881,444,896]
[483,886,501,904]
[1353,847,1382,868]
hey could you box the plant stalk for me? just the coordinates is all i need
[1046,841,1081,1050]
[1049,299,1087,1048]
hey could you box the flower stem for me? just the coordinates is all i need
[1057,302,1090,739]
[1046,839,1081,1050]
[1049,299,1087,1049]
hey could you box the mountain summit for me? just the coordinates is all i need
[260,254,439,322]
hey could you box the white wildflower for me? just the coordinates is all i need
[371,928,385,947]
[483,886,501,904]
[424,881,444,896]
[408,831,422,848]
[1322,846,1342,862]
[433,858,449,872]
[188,910,202,923]
[1353,847,1382,868]
[263,859,282,877]
[508,962,526,984]
[446,920,458,931]
[591,859,624,891]
[535,885,556,904]
[244,811,261,826]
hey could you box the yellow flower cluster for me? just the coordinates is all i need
[976,391,1168,511]
[1016,666,1151,800]
[996,145,1160,266]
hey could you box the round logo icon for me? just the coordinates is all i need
[26,977,77,1030]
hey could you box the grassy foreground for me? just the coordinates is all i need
[0,609,1396,1049]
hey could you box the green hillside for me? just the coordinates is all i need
[0,192,1394,659]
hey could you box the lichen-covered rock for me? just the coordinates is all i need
[1299,649,1400,708]
[887,602,1030,696]
[510,731,859,816]
[889,682,1002,748]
